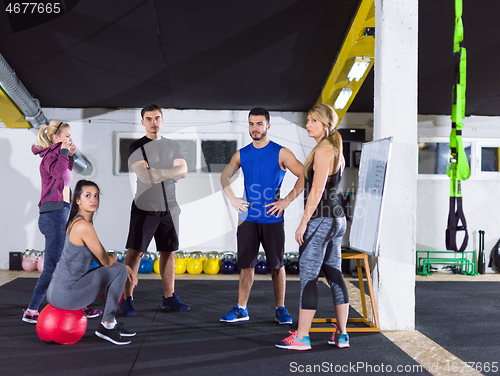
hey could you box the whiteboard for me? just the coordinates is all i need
[349,137,393,257]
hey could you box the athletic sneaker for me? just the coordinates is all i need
[162,293,190,312]
[120,297,137,317]
[116,322,136,337]
[83,306,103,319]
[275,331,311,350]
[22,309,39,324]
[328,332,350,348]
[95,323,131,345]
[275,306,293,325]
[220,305,249,322]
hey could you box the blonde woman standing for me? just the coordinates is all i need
[23,121,101,323]
[276,104,349,350]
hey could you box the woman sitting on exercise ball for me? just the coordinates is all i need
[47,180,138,345]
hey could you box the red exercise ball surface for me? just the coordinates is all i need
[36,304,88,345]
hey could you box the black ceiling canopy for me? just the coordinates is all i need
[1,0,500,115]
[0,0,359,111]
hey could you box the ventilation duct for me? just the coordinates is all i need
[0,53,92,175]
[0,53,47,127]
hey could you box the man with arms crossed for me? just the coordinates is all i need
[220,107,304,324]
[121,104,189,316]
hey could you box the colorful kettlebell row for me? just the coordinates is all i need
[175,251,238,275]
[21,248,300,275]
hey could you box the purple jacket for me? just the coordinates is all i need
[32,143,74,213]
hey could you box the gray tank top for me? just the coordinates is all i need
[50,216,96,288]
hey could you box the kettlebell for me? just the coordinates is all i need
[118,250,127,263]
[187,251,203,274]
[203,251,220,275]
[174,251,187,274]
[115,251,124,264]
[285,252,300,274]
[221,251,237,274]
[150,251,159,265]
[22,249,38,271]
[139,253,151,274]
[140,252,154,274]
[153,257,161,274]
[255,251,268,275]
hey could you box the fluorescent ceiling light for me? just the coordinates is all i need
[347,56,371,81]
[334,88,353,110]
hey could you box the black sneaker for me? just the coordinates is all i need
[162,293,190,312]
[95,323,131,345]
[116,322,136,337]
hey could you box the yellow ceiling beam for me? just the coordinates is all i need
[316,0,375,122]
[0,86,32,128]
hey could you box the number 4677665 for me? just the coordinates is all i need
[5,3,61,14]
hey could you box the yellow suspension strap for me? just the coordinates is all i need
[446,0,470,252]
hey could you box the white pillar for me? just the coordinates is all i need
[373,0,418,330]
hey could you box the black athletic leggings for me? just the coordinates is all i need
[299,217,348,310]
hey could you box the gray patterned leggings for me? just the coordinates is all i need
[299,217,348,310]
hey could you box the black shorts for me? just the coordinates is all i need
[236,220,285,270]
[125,201,180,253]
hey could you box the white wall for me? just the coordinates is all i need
[0,108,374,269]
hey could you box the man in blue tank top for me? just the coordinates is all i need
[220,108,304,324]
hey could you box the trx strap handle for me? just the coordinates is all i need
[445,196,468,253]
[446,0,470,252]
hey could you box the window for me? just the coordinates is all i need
[114,132,242,175]
[418,141,471,175]
[201,140,237,172]
[418,137,500,180]
[476,142,500,178]
[118,138,136,173]
[481,147,500,172]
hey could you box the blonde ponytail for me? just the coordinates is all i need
[303,104,342,177]
[34,121,69,149]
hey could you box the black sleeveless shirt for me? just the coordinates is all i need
[304,167,345,219]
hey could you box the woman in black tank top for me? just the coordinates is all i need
[275,104,350,351]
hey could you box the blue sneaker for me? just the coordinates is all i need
[120,297,137,317]
[220,305,249,322]
[275,306,293,325]
[162,293,190,312]
[328,332,350,348]
[275,330,311,350]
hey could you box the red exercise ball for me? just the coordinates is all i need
[36,304,88,345]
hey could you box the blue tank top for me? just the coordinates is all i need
[239,141,286,223]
